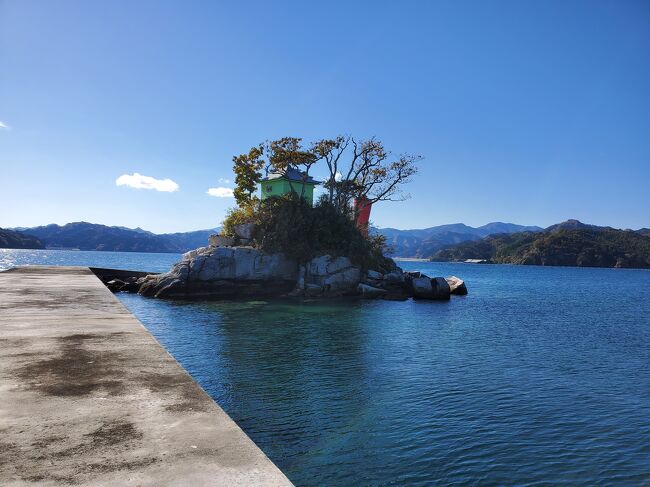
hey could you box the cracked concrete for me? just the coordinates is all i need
[0,266,293,486]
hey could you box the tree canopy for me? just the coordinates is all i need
[231,135,421,215]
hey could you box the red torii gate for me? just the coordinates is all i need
[354,197,372,236]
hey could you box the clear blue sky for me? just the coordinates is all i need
[1,0,648,233]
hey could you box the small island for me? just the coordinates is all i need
[107,136,467,301]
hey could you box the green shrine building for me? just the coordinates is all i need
[261,168,320,205]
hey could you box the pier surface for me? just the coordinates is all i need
[0,266,293,486]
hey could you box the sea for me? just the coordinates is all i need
[2,248,650,486]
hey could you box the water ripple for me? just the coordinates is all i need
[6,250,648,485]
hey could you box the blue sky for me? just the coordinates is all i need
[1,0,648,233]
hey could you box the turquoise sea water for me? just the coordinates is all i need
[2,249,650,485]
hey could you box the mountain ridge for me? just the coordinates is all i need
[5,220,647,260]
[431,220,650,269]
[10,222,219,253]
[0,228,45,249]
[376,222,544,257]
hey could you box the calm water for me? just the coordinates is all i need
[3,250,650,485]
[0,248,181,273]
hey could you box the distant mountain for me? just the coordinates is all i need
[0,228,44,249]
[158,229,220,251]
[15,222,218,253]
[432,220,650,269]
[376,222,543,257]
[477,222,543,236]
[545,219,606,232]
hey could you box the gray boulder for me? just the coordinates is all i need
[233,223,256,240]
[378,269,411,300]
[411,277,434,298]
[139,246,298,298]
[208,234,235,247]
[182,246,209,261]
[384,271,405,284]
[304,284,324,297]
[411,276,451,300]
[367,270,383,280]
[358,283,387,299]
[445,276,468,295]
[430,277,451,300]
[305,255,361,296]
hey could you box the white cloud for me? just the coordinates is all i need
[335,171,343,182]
[218,177,231,184]
[207,186,234,198]
[0,121,10,130]
[116,172,179,192]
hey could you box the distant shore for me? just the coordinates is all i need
[393,257,430,262]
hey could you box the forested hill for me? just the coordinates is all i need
[11,222,218,253]
[432,221,650,269]
[375,222,543,257]
[7,221,540,255]
[0,228,44,249]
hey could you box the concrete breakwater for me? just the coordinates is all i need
[0,266,292,486]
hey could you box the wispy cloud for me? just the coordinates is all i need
[116,172,179,192]
[207,187,234,198]
[218,177,231,184]
[0,121,10,130]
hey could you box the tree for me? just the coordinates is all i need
[266,137,319,198]
[231,135,420,215]
[232,145,264,208]
[310,135,350,204]
[316,136,421,216]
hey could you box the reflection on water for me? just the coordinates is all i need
[119,262,650,486]
[4,249,650,485]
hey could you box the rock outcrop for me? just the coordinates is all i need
[139,246,298,298]
[302,255,361,296]
[208,234,235,247]
[130,239,466,301]
[233,223,256,240]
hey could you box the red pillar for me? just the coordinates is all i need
[354,197,372,236]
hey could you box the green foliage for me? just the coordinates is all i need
[224,135,420,269]
[231,135,420,216]
[232,145,264,208]
[251,194,395,271]
[221,204,257,238]
[432,228,650,269]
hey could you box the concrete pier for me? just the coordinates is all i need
[0,266,293,486]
